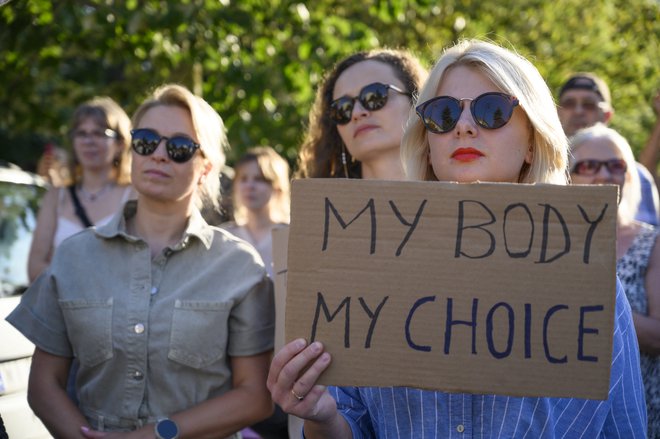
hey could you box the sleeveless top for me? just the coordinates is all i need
[53,186,132,248]
[616,223,660,437]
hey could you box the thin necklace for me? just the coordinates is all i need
[78,183,111,202]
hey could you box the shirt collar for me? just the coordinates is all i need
[95,200,214,250]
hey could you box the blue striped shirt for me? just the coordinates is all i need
[329,279,647,438]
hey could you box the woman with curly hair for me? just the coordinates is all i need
[296,48,427,180]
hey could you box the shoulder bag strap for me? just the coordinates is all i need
[68,185,94,228]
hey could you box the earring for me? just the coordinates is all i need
[341,144,349,178]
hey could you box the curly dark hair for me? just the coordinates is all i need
[296,48,427,179]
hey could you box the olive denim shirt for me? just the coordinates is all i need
[7,201,275,432]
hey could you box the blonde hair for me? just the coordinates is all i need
[569,123,641,222]
[67,96,132,186]
[131,84,228,211]
[402,39,568,185]
[233,146,291,225]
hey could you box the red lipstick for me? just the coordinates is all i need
[451,147,484,163]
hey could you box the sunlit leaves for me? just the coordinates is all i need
[0,0,658,169]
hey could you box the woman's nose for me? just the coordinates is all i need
[351,100,369,121]
[453,105,477,137]
[592,165,615,182]
[152,140,169,161]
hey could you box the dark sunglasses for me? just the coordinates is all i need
[130,128,201,163]
[571,159,627,176]
[416,92,519,134]
[329,82,410,125]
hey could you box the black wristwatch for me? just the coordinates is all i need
[154,418,179,439]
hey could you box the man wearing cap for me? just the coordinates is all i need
[558,72,660,225]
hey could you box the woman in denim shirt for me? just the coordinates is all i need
[267,40,647,438]
[8,84,275,438]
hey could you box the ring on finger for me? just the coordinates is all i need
[291,388,305,401]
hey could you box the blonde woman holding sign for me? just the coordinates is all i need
[267,40,646,438]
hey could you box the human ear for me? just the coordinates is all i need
[198,160,212,185]
[525,145,533,165]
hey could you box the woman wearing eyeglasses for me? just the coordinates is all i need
[570,123,660,437]
[28,97,134,282]
[296,48,427,180]
[9,84,274,438]
[267,40,646,438]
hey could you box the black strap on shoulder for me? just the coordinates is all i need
[68,185,94,228]
[0,412,9,439]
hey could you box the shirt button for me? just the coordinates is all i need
[456,424,465,433]
[132,370,144,380]
[151,286,158,295]
[134,323,145,334]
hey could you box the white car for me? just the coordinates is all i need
[0,162,50,438]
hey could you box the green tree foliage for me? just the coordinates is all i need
[1,0,658,172]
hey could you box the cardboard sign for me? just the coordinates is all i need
[285,179,618,400]
[272,225,289,353]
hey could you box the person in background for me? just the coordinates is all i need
[221,146,290,279]
[222,146,291,439]
[557,72,660,226]
[268,39,646,438]
[296,48,427,180]
[28,97,134,282]
[570,123,660,437]
[7,84,274,438]
[36,142,71,187]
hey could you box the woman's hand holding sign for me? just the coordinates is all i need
[267,339,351,438]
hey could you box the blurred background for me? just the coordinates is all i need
[1,0,659,172]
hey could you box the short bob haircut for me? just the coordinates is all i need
[232,146,291,225]
[569,123,641,222]
[402,39,568,185]
[67,96,132,186]
[297,48,428,179]
[131,84,227,211]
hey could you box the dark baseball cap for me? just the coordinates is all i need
[559,73,611,105]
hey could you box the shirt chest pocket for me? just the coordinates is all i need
[59,298,114,367]
[168,300,232,369]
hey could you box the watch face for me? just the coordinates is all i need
[156,419,179,439]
